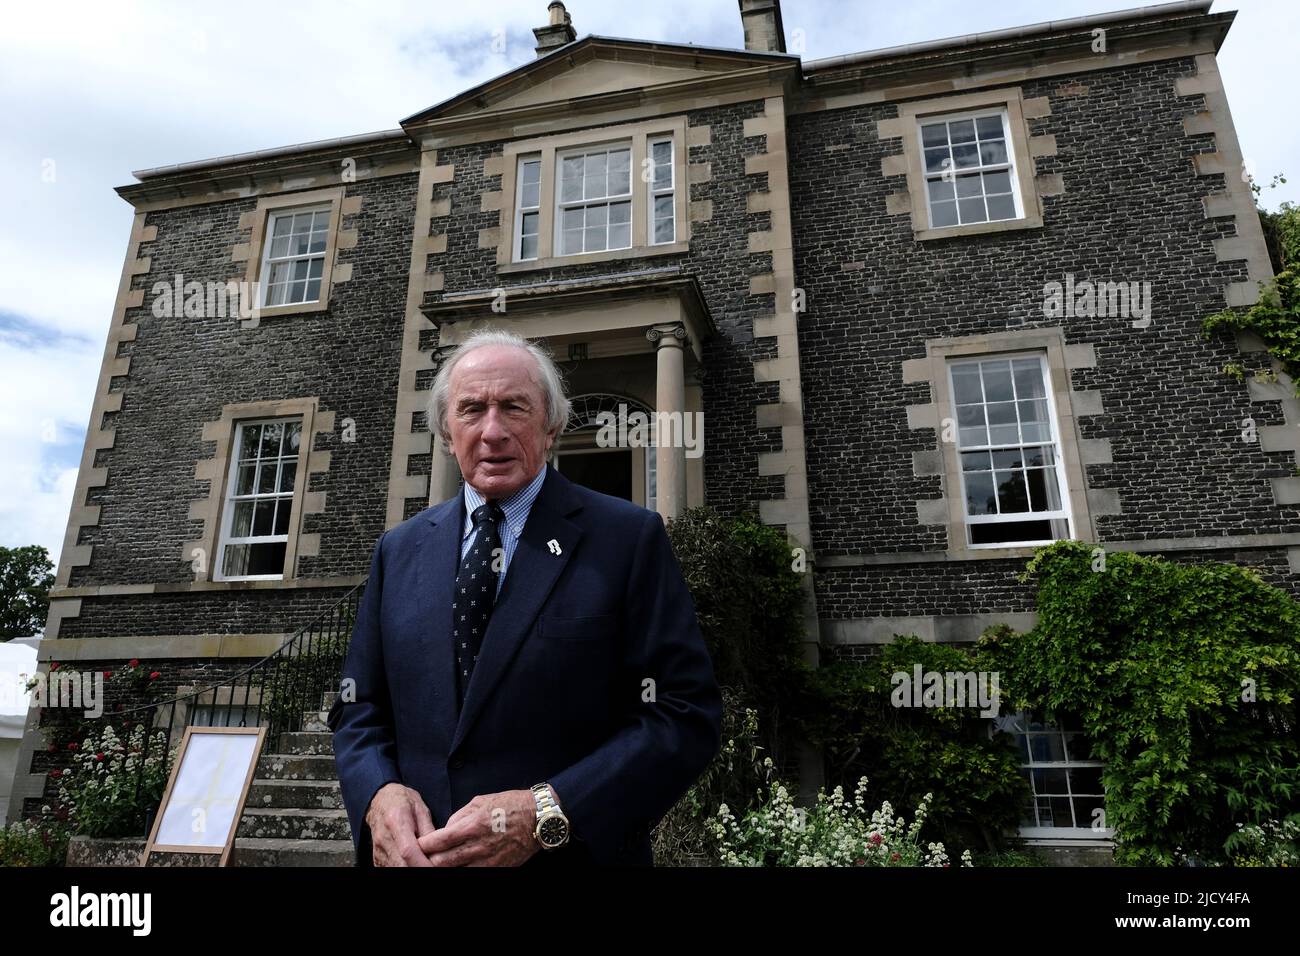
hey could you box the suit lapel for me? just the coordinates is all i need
[417,494,464,744]
[451,464,584,752]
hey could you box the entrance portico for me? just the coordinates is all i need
[422,270,713,522]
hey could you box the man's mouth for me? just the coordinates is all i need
[482,456,514,465]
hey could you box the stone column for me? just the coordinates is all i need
[647,323,688,522]
[427,347,463,506]
[428,442,462,506]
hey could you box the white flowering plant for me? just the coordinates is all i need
[0,818,69,867]
[50,722,172,839]
[1223,817,1300,867]
[712,775,974,868]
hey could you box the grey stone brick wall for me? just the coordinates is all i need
[787,57,1299,623]
[64,172,417,635]
[57,587,357,640]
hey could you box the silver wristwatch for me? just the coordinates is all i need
[531,782,570,850]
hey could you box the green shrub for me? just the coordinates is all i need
[666,507,813,767]
[986,540,1300,865]
[651,690,772,865]
[801,636,1028,853]
[0,819,68,867]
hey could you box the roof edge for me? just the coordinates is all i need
[803,0,1217,73]
[400,33,798,127]
[131,128,411,182]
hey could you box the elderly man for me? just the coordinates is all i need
[329,329,722,866]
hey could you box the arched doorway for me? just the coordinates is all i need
[555,392,656,509]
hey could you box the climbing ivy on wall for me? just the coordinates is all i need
[983,541,1300,865]
[1203,200,1300,391]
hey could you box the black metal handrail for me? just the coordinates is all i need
[63,579,366,838]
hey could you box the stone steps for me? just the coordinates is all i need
[238,806,351,841]
[248,778,343,810]
[233,837,354,867]
[233,694,353,853]
[276,731,334,755]
[257,752,338,781]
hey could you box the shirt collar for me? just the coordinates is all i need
[462,462,548,542]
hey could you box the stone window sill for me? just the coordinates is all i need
[498,242,689,274]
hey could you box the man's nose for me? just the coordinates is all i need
[480,406,511,443]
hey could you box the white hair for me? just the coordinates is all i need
[428,329,572,458]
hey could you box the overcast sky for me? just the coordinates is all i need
[1,0,1294,571]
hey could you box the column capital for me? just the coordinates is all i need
[646,323,687,347]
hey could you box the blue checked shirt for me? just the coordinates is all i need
[460,462,548,598]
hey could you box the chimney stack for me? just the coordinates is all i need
[738,0,786,54]
[534,1,577,58]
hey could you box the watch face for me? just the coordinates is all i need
[539,815,569,848]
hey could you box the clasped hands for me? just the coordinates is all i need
[364,782,548,867]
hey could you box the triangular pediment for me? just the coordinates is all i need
[403,37,796,127]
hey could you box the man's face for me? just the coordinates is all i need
[446,345,556,500]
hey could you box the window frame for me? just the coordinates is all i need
[916,327,1096,559]
[896,87,1043,241]
[994,710,1112,843]
[214,416,306,582]
[948,352,1074,549]
[258,204,333,309]
[918,107,1022,231]
[241,187,346,319]
[497,116,690,272]
[647,135,677,246]
[553,141,635,257]
[513,156,543,261]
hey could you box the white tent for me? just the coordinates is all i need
[0,638,40,826]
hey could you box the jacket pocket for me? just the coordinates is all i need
[538,614,616,642]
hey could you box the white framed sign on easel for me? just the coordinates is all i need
[141,725,267,866]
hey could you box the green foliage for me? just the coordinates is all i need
[1204,199,1300,390]
[666,507,814,762]
[800,637,1027,853]
[261,642,348,734]
[1273,200,1300,269]
[0,819,68,867]
[985,541,1300,865]
[651,690,772,865]
[1247,173,1291,274]
[0,544,53,640]
[1204,262,1300,390]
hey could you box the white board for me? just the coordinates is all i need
[152,729,263,850]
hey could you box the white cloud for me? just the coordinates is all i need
[0,329,98,561]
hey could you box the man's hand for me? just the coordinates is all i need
[418,789,541,866]
[365,782,438,867]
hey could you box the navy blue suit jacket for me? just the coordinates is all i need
[329,463,723,866]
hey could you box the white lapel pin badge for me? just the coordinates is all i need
[547,539,562,556]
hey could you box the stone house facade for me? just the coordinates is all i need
[14,0,1282,850]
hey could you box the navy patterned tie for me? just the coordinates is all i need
[454,501,504,710]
